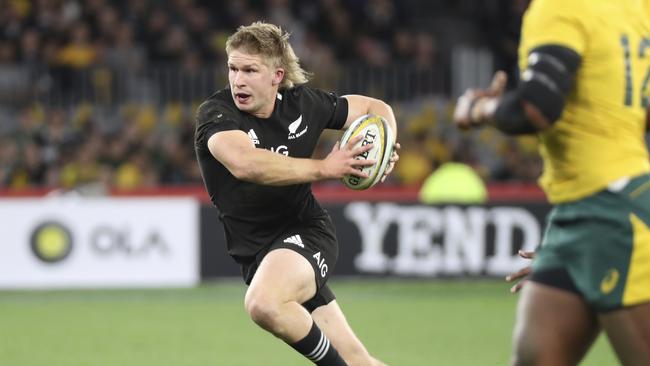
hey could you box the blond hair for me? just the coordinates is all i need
[226,22,310,89]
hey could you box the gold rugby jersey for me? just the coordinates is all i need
[519,0,650,203]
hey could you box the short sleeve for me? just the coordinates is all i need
[194,99,240,150]
[298,86,349,130]
[326,94,348,130]
[521,0,590,59]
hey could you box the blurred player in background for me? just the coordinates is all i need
[195,22,398,366]
[454,0,650,364]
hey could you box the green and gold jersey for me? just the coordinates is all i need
[519,0,650,203]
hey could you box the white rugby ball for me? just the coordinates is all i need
[340,114,394,190]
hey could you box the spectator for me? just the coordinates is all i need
[0,1,562,191]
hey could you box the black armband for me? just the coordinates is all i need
[491,45,581,135]
[518,45,581,122]
[492,91,538,135]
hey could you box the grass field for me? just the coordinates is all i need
[0,279,617,365]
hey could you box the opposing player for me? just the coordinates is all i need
[195,22,399,366]
[454,0,650,364]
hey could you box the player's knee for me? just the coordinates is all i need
[511,323,538,366]
[244,294,281,331]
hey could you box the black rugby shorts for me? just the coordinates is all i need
[241,214,339,312]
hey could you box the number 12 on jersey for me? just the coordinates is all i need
[621,34,650,108]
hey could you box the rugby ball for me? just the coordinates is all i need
[340,114,394,190]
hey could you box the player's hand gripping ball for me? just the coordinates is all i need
[340,114,394,190]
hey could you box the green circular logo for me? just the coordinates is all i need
[30,222,73,264]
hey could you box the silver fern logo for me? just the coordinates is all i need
[288,115,308,139]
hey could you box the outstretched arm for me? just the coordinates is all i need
[207,130,375,186]
[454,45,581,135]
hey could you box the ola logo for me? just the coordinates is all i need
[600,268,620,295]
[30,222,73,264]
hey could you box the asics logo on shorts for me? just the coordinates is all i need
[283,234,304,248]
[600,268,620,295]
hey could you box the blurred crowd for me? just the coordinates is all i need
[0,98,542,191]
[0,0,450,102]
[0,102,201,190]
[0,0,543,192]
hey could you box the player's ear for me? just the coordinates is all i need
[272,68,285,86]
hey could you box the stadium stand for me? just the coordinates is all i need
[0,0,545,191]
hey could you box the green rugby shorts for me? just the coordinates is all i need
[533,173,650,312]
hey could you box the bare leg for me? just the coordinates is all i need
[599,302,650,366]
[511,282,600,366]
[244,248,317,342]
[312,300,388,366]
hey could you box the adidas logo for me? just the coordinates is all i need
[283,234,304,248]
[248,129,260,145]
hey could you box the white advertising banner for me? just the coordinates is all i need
[0,197,199,288]
[343,202,545,276]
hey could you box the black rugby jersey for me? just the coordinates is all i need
[195,85,348,258]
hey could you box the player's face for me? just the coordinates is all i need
[227,49,283,118]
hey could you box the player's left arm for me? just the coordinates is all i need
[454,45,581,134]
[343,95,401,181]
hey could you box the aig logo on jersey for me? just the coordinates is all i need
[271,145,289,156]
[288,115,308,140]
[313,251,328,278]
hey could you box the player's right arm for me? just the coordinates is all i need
[206,130,373,185]
[196,100,373,186]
